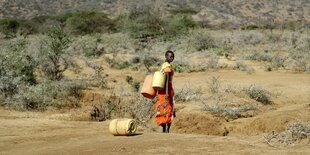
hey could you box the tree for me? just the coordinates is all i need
[40,26,71,80]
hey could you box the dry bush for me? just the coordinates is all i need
[243,50,273,62]
[82,36,105,58]
[206,53,219,70]
[243,84,272,105]
[204,103,256,120]
[90,95,121,121]
[265,31,283,43]
[13,79,86,111]
[234,31,264,45]
[125,76,140,92]
[269,54,287,70]
[174,84,203,102]
[127,95,155,126]
[188,29,217,51]
[234,60,255,74]
[207,76,222,94]
[87,62,108,89]
[287,50,310,73]
[203,77,258,120]
[264,122,310,146]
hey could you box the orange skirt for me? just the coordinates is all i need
[154,94,173,125]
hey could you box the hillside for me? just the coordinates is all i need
[1,0,309,28]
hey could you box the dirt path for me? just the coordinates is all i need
[0,116,309,155]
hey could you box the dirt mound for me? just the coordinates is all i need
[227,105,310,136]
[172,111,227,136]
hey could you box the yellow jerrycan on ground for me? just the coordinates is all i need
[152,71,166,90]
[109,118,137,136]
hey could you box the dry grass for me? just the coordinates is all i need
[264,122,310,146]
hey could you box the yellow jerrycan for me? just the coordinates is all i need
[109,119,137,136]
[152,71,166,90]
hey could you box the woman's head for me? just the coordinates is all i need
[165,50,174,63]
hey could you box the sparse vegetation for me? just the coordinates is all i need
[244,84,272,105]
[204,103,256,120]
[190,30,217,51]
[264,122,310,146]
[174,84,203,102]
[234,60,255,74]
[207,76,222,94]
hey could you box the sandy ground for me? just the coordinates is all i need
[1,116,309,155]
[1,70,309,155]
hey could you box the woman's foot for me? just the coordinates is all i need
[161,123,171,133]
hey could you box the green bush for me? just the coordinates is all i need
[39,26,71,81]
[161,14,197,40]
[209,46,232,57]
[115,61,131,70]
[0,39,37,85]
[122,9,163,39]
[241,24,259,30]
[65,11,115,35]
[0,18,36,38]
[123,7,197,40]
[172,63,189,73]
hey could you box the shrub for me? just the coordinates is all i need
[0,39,37,85]
[172,62,189,73]
[190,31,217,51]
[234,60,255,74]
[204,103,256,120]
[90,96,120,121]
[206,53,219,69]
[237,31,264,45]
[87,63,108,89]
[243,50,273,62]
[115,61,131,70]
[123,5,196,40]
[266,32,282,43]
[270,54,286,70]
[130,56,140,64]
[82,37,104,58]
[125,76,140,92]
[0,18,36,38]
[241,24,259,30]
[127,95,154,126]
[65,11,115,35]
[244,84,272,105]
[161,13,197,39]
[209,46,232,57]
[288,50,310,73]
[122,7,162,39]
[143,56,160,72]
[207,76,222,94]
[264,122,310,146]
[174,85,203,102]
[39,26,71,81]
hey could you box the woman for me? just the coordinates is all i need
[154,50,175,133]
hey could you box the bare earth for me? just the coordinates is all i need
[1,70,309,155]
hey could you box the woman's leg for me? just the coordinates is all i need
[166,123,171,133]
[161,123,166,133]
